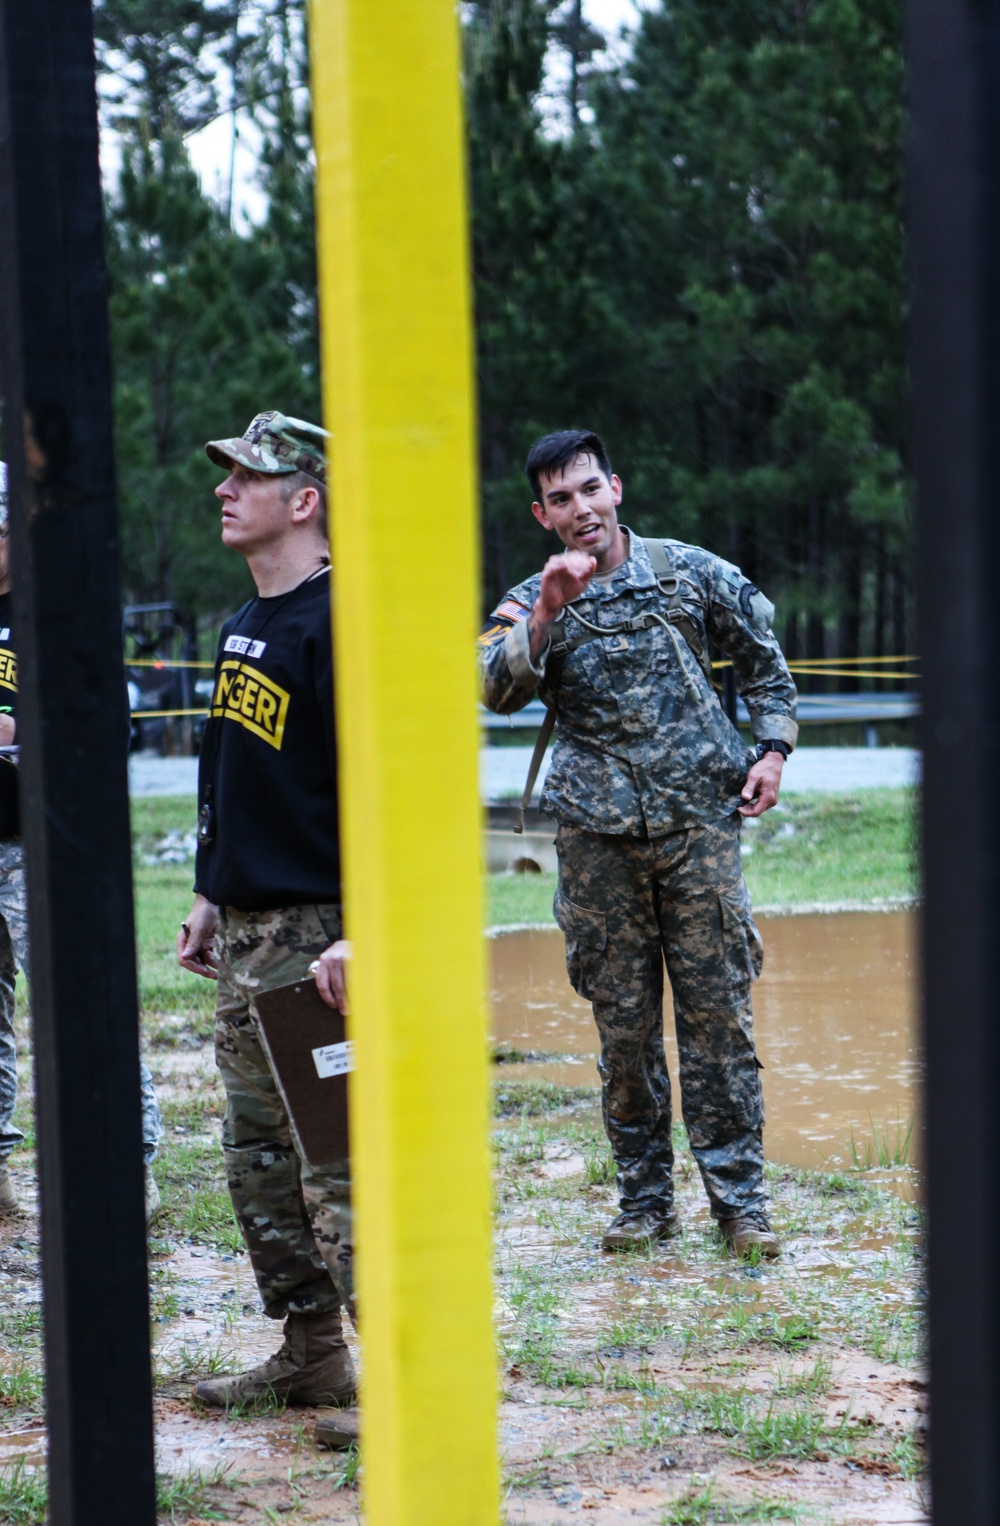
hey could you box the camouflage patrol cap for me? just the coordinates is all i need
[205,410,329,484]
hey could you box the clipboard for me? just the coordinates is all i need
[254,977,351,1167]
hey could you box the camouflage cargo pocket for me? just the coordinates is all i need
[719,890,764,995]
[554,888,610,1001]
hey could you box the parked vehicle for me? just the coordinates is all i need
[123,603,203,754]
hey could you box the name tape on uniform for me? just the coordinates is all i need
[312,1040,354,1079]
[224,634,267,659]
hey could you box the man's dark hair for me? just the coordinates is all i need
[525,430,613,503]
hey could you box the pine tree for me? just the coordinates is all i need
[586,0,910,665]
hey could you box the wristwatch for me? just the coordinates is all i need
[756,739,789,762]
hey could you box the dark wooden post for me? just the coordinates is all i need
[910,1,1000,1520]
[0,2,157,1522]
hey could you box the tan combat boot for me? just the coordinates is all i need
[719,1213,780,1260]
[194,1310,356,1410]
[0,1166,15,1215]
[602,1205,679,1252]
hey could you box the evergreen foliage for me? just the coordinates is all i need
[96,0,318,618]
[470,0,910,663]
[89,0,910,663]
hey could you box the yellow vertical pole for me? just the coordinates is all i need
[309,3,497,1524]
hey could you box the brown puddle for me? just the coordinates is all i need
[489,910,920,1174]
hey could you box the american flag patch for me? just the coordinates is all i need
[496,599,531,623]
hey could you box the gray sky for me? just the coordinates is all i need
[170,0,645,227]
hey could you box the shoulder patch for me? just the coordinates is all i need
[477,622,509,647]
[495,599,531,623]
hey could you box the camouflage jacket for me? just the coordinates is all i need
[478,532,798,836]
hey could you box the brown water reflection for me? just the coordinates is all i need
[489,910,919,1172]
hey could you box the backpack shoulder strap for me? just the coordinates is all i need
[640,537,713,682]
[642,536,672,581]
[514,705,556,835]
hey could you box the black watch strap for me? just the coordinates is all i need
[757,739,789,762]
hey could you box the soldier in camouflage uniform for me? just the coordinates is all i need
[0,464,161,1216]
[212,903,352,1324]
[178,413,355,1447]
[479,430,797,1257]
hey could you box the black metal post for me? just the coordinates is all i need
[910,2,1000,1521]
[0,3,157,1523]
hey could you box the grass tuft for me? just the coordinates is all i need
[331,1444,361,1490]
[663,1477,804,1523]
[156,1463,233,1522]
[848,1114,915,1172]
[493,1081,597,1117]
[0,1459,46,1525]
[0,1360,43,1410]
[582,1139,616,1185]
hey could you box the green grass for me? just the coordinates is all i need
[0,1360,43,1411]
[156,1464,233,1522]
[134,861,215,1023]
[663,1478,804,1522]
[488,871,558,928]
[0,1311,41,1354]
[582,1138,616,1185]
[331,1445,361,1490]
[493,1080,596,1117]
[151,1138,244,1255]
[133,794,917,998]
[0,1459,46,1525]
[486,789,917,928]
[130,796,215,1026]
[848,1114,915,1171]
[740,789,916,907]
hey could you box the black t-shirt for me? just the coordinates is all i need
[194,570,341,912]
[0,593,19,839]
[0,594,17,722]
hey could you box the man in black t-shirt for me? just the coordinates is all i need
[178,412,355,1430]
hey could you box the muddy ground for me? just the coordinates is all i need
[0,1022,926,1525]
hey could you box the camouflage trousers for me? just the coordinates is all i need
[554,814,766,1222]
[0,839,161,1164]
[215,903,353,1325]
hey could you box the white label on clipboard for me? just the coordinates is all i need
[312,1040,354,1079]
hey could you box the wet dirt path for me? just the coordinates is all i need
[491,910,920,1173]
[0,908,925,1523]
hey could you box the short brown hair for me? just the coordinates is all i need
[280,469,328,538]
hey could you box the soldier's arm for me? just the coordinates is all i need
[478,600,545,714]
[479,554,597,714]
[177,893,220,980]
[703,558,798,753]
